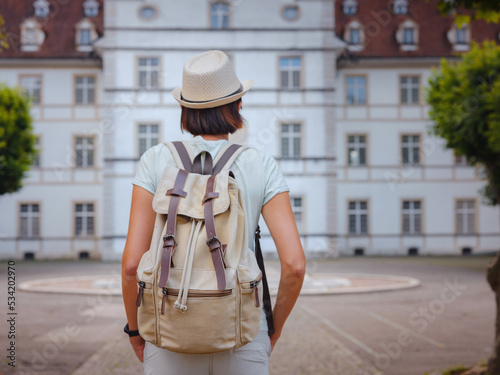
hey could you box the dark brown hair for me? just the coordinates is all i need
[180,98,244,135]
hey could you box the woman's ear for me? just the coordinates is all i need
[238,101,242,111]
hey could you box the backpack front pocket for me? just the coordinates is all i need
[239,273,263,345]
[158,287,237,354]
[136,280,157,344]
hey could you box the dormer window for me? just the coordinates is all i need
[343,0,358,15]
[20,19,45,52]
[33,0,49,18]
[447,24,470,51]
[83,0,99,17]
[344,20,364,51]
[396,19,418,51]
[75,19,98,52]
[393,0,409,14]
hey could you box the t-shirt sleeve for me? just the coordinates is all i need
[131,147,156,195]
[261,151,290,206]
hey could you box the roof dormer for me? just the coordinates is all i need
[20,18,45,52]
[83,0,99,18]
[74,19,98,52]
[396,19,419,51]
[33,0,50,18]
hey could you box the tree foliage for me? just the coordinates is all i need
[0,84,37,195]
[427,41,500,206]
[436,0,500,24]
[0,15,8,52]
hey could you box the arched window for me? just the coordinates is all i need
[33,0,49,18]
[211,2,229,29]
[447,24,470,51]
[83,0,99,17]
[343,0,358,16]
[20,18,45,52]
[393,0,409,14]
[396,19,418,51]
[75,19,98,52]
[344,20,364,51]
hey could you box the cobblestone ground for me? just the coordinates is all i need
[0,256,495,375]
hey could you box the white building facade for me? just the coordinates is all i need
[334,0,500,255]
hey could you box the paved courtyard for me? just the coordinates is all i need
[0,255,496,375]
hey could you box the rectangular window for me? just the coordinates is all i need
[75,203,95,237]
[280,57,301,90]
[347,135,366,166]
[75,76,95,104]
[290,197,303,233]
[401,134,420,165]
[138,124,159,156]
[80,29,91,45]
[346,76,366,105]
[32,136,40,168]
[349,201,368,235]
[456,200,475,234]
[349,28,360,45]
[402,200,422,234]
[138,57,160,89]
[75,136,95,167]
[20,203,40,238]
[403,28,414,44]
[211,2,229,29]
[281,123,301,158]
[400,76,419,104]
[20,75,41,105]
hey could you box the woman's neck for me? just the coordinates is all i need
[200,134,228,141]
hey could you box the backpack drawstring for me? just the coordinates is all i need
[174,219,203,312]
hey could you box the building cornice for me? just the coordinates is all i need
[0,58,102,68]
[337,56,462,69]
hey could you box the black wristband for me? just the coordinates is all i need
[124,323,140,337]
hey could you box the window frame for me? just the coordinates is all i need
[19,74,43,105]
[209,1,231,30]
[73,74,97,105]
[400,133,422,166]
[136,56,162,90]
[399,74,421,105]
[290,196,304,233]
[345,74,367,106]
[401,199,423,235]
[135,122,161,157]
[455,198,477,235]
[281,4,301,21]
[346,133,368,167]
[74,135,97,169]
[18,202,41,239]
[280,122,303,158]
[73,201,96,238]
[347,199,369,236]
[32,134,41,168]
[278,56,303,91]
[138,4,159,21]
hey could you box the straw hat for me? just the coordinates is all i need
[172,50,253,109]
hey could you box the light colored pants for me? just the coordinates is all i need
[143,330,271,375]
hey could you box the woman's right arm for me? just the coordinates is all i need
[261,191,306,351]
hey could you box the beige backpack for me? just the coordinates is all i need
[135,141,274,355]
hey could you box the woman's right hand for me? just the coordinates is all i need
[129,335,146,362]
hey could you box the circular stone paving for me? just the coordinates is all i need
[19,273,419,296]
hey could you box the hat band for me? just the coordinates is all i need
[180,84,243,104]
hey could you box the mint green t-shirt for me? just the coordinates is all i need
[131,135,289,332]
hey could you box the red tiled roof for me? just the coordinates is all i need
[0,0,103,59]
[335,0,499,58]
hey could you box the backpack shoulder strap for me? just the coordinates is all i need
[164,141,193,171]
[212,142,249,174]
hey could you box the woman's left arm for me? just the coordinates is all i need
[121,185,157,362]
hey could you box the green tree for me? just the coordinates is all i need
[436,0,500,24]
[0,15,8,52]
[427,40,500,375]
[0,84,37,195]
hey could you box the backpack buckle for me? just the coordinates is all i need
[163,234,176,247]
[206,236,221,251]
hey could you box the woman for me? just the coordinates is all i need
[121,50,305,375]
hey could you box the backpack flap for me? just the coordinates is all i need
[152,165,231,219]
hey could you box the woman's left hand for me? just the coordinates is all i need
[129,335,146,362]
